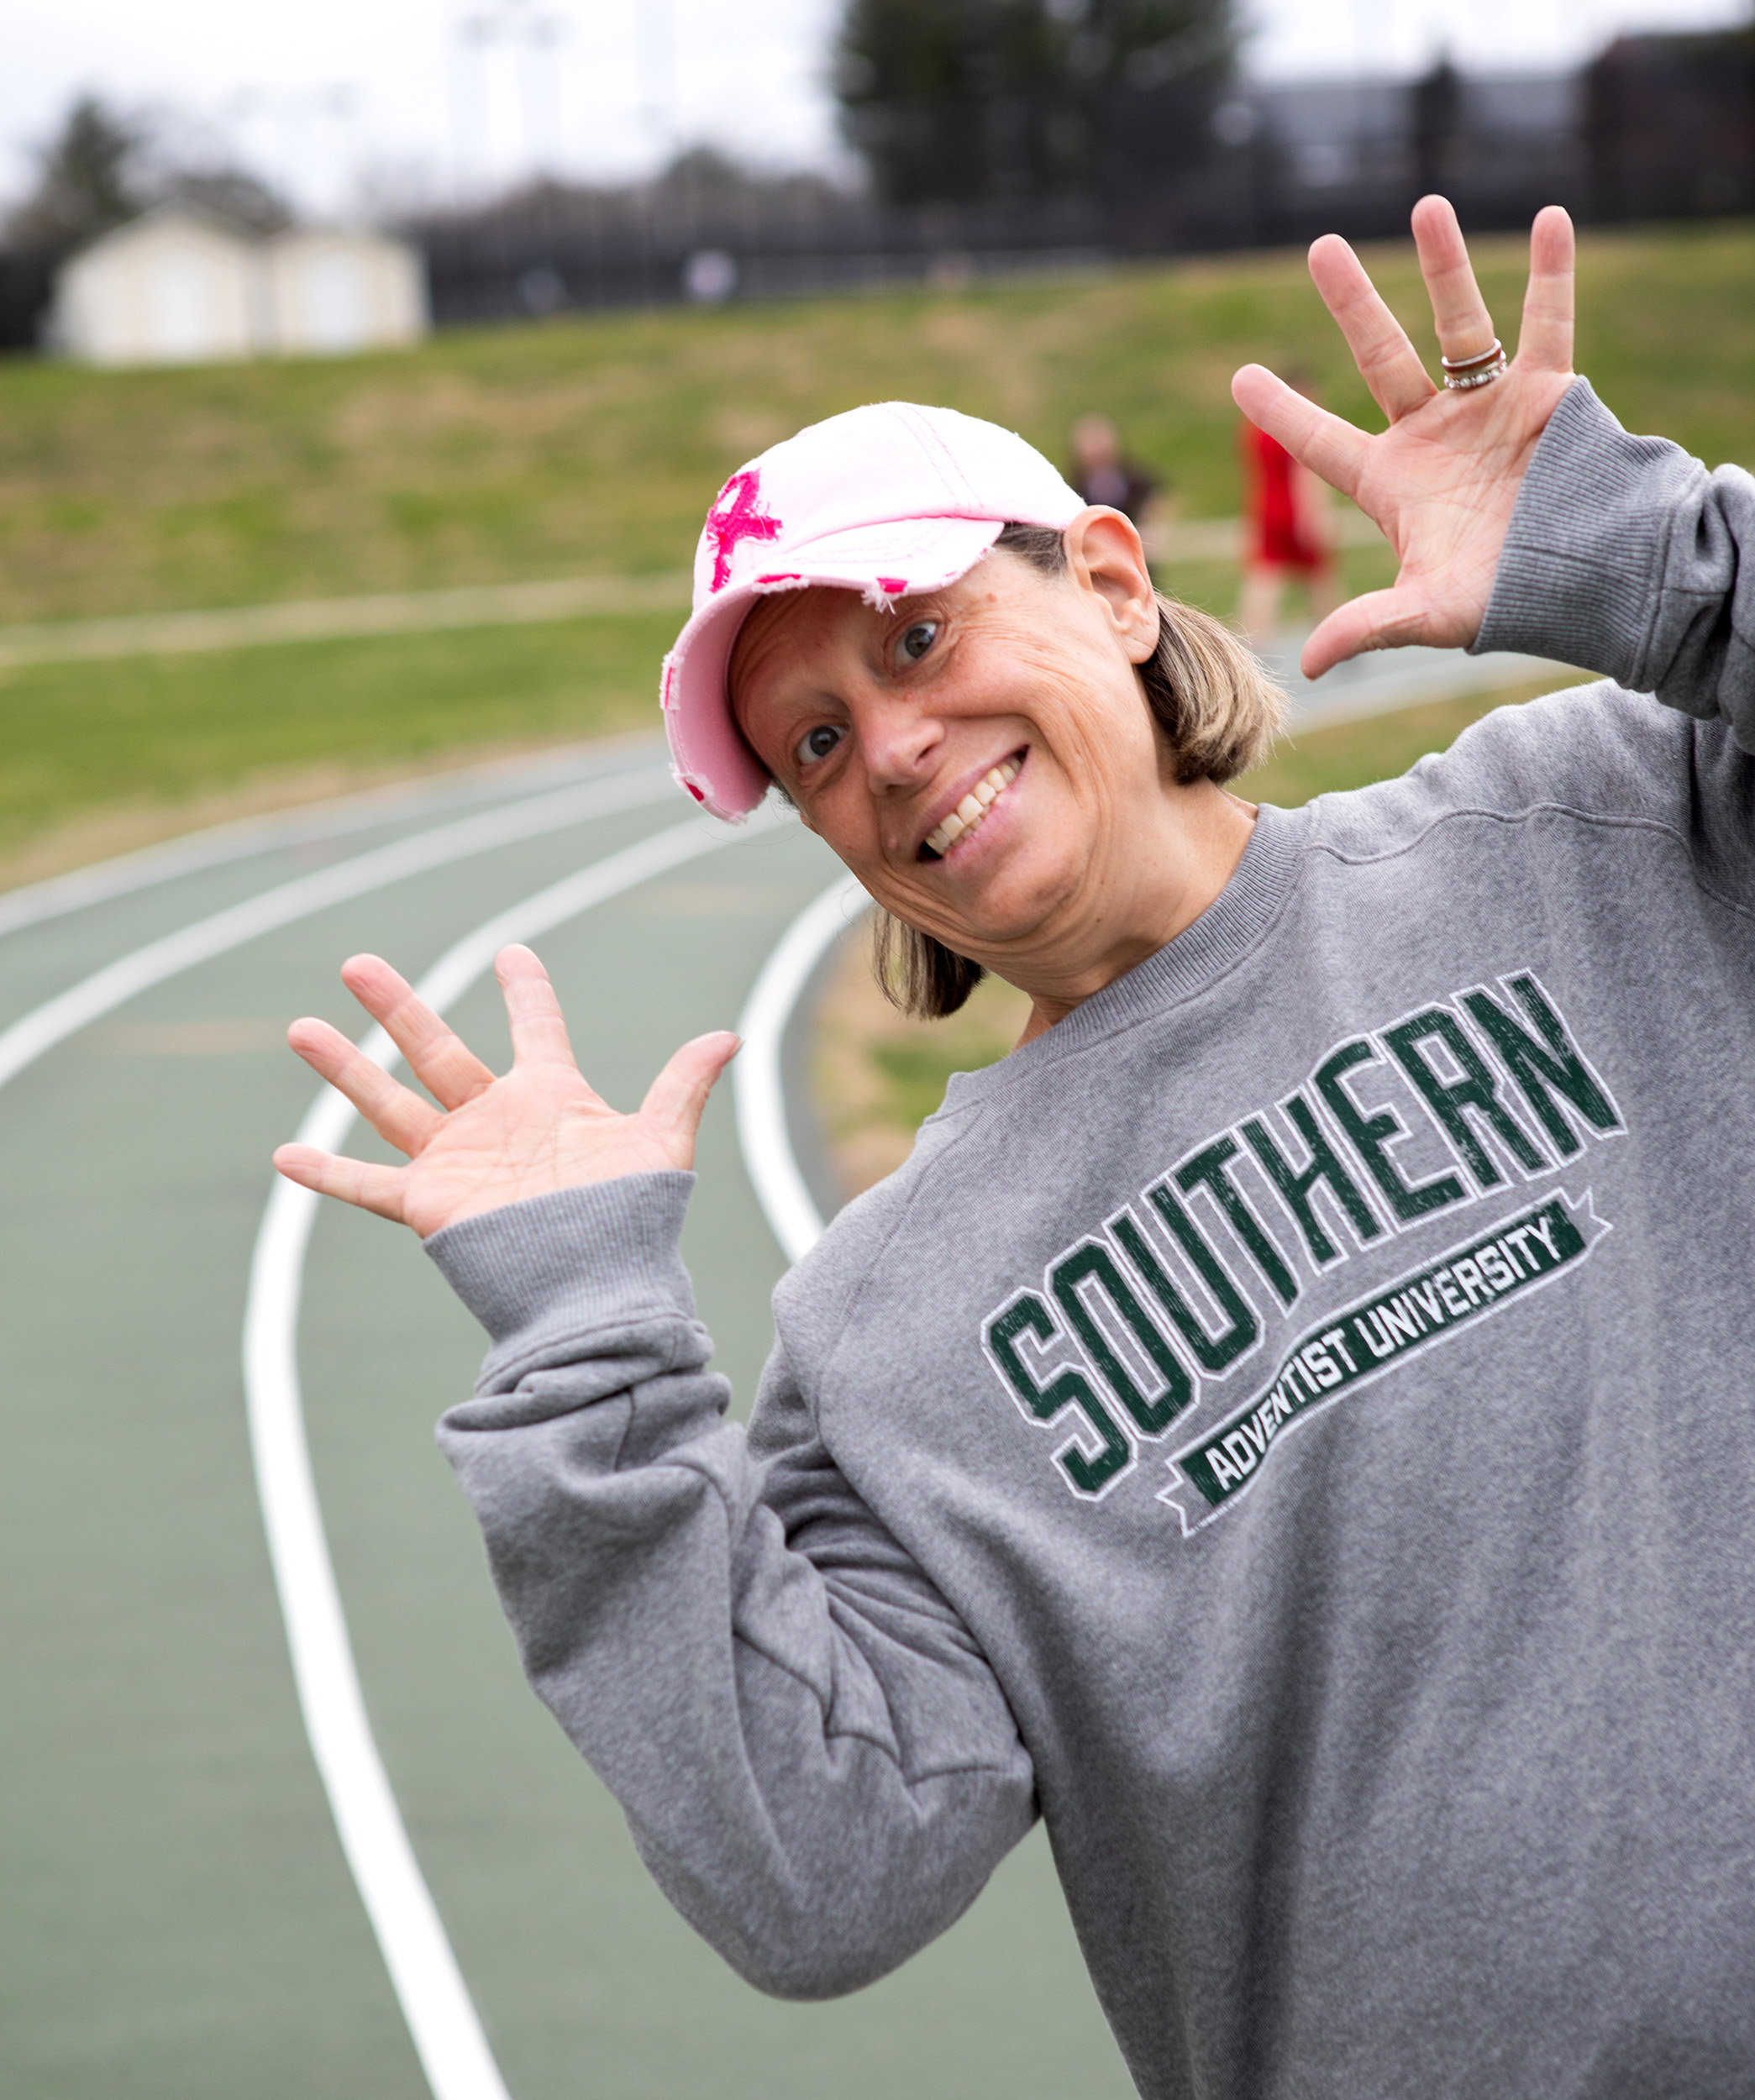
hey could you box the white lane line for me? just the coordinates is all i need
[1269,643,1566,733]
[0,766,680,1086]
[0,742,669,942]
[733,873,870,1265]
[246,808,786,2100]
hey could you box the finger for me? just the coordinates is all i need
[1232,365,1371,501]
[1411,194,1498,366]
[638,1032,740,1154]
[286,1017,444,1157]
[340,953,497,1110]
[1300,586,1437,677]
[497,945,580,1069]
[273,1142,409,1223]
[1306,234,1437,423]
[1516,204,1574,372]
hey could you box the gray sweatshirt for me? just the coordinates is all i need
[430,381,1755,2099]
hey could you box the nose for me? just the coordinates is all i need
[855,690,943,793]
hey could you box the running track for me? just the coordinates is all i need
[0,738,1131,2100]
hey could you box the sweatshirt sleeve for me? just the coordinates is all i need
[1474,376,1755,744]
[426,1171,1037,2000]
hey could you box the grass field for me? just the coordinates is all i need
[0,219,1747,871]
[3,221,1752,624]
[0,612,676,869]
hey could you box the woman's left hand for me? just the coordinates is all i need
[1232,196,1577,679]
[272,946,739,1239]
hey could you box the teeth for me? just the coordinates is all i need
[924,759,1020,858]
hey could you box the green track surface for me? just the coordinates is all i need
[0,745,1133,2098]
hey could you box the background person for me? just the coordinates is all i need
[1237,367,1341,640]
[1069,411,1172,567]
[274,200,1755,2098]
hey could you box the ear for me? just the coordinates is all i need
[1061,507,1159,665]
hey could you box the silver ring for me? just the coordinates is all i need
[1442,339,1507,391]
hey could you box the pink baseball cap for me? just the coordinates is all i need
[660,401,1085,820]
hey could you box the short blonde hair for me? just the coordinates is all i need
[873,523,1286,1020]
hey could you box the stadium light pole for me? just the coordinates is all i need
[457,8,505,199]
[224,83,359,219]
[448,18,481,200]
[458,1,568,191]
[518,5,567,178]
[315,87,357,220]
[635,0,677,164]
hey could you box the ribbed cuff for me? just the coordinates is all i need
[426,1172,696,1351]
[1474,375,1696,686]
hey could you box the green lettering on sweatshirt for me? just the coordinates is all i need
[980,969,1623,1508]
[1158,1191,1610,1532]
[1460,974,1622,1158]
[985,1292,1133,1497]
[1051,1241,1194,1436]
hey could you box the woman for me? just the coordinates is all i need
[274,199,1755,2097]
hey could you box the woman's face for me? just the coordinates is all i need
[729,510,1189,993]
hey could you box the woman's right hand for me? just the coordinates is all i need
[1232,195,1578,679]
[273,945,739,1239]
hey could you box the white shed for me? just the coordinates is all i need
[50,211,430,367]
[51,207,260,367]
[260,228,428,355]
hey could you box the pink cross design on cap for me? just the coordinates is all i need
[703,470,782,591]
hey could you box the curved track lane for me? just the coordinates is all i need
[0,744,1132,2100]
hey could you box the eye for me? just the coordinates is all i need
[793,722,846,768]
[897,619,938,664]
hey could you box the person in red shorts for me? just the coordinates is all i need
[1238,367,1341,640]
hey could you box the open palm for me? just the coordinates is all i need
[1233,196,1577,679]
[273,946,738,1239]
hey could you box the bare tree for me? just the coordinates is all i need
[7,96,150,249]
[7,94,292,254]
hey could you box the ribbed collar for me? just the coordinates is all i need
[938,800,1310,1111]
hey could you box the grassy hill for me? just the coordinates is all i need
[2,219,1750,624]
[0,219,1747,874]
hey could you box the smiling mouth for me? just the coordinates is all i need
[920,755,1023,861]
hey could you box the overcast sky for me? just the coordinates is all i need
[3,0,1747,214]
